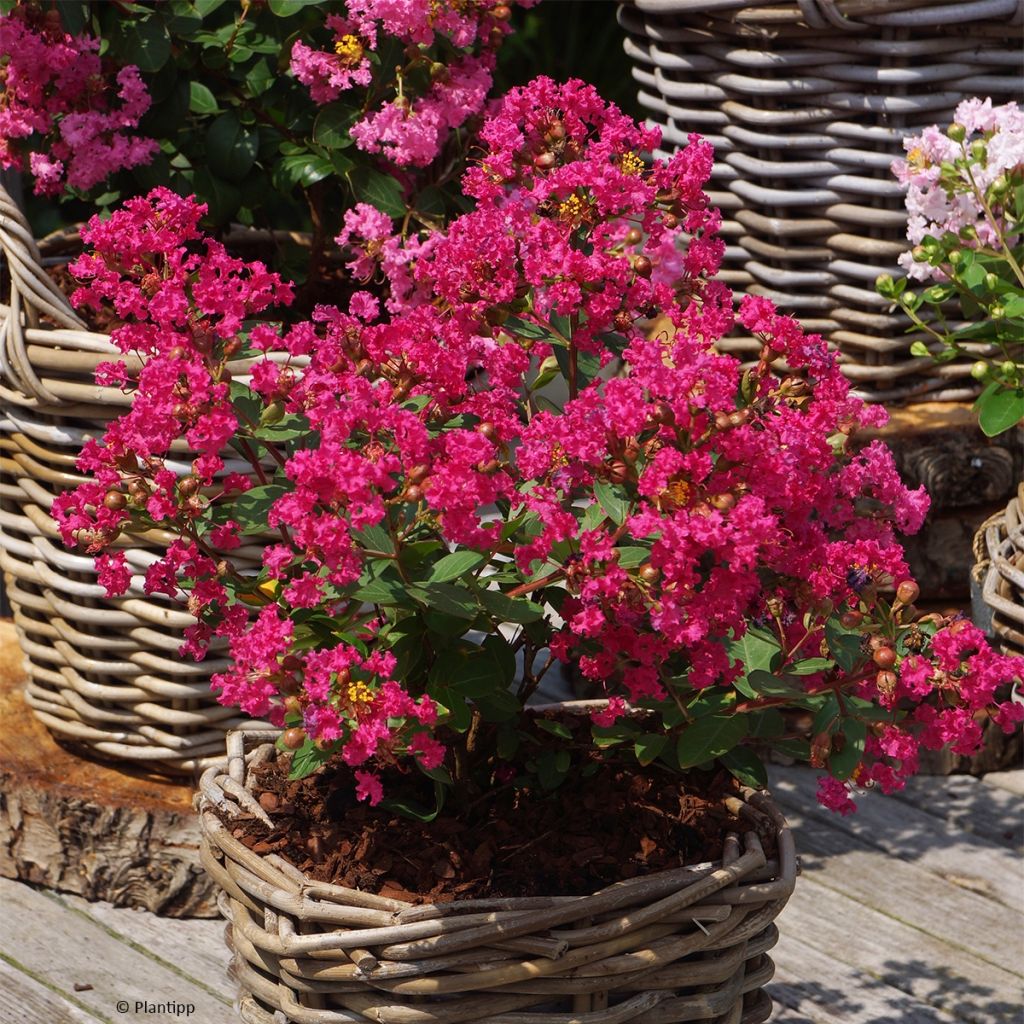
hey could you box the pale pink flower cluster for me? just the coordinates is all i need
[893,98,1024,280]
[0,8,156,195]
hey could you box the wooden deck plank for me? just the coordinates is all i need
[770,766,1023,911]
[775,874,1023,1023]
[891,774,1023,851]
[983,770,1024,796]
[0,958,103,1024]
[770,935,957,1024]
[0,878,235,1024]
[58,893,233,1001]
[774,806,1024,977]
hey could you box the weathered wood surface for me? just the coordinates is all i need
[2,766,1021,1023]
[0,620,217,916]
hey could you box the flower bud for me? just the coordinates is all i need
[103,490,127,511]
[260,400,285,426]
[178,476,200,498]
[404,484,424,502]
[532,151,556,170]
[959,224,978,241]
[948,249,963,265]
[624,227,643,246]
[984,272,999,292]
[872,646,897,670]
[638,564,660,585]
[839,610,863,629]
[969,139,986,162]
[1000,360,1018,378]
[971,360,990,381]
[895,580,920,606]
[875,273,894,295]
[632,255,652,278]
[947,122,966,143]
[990,305,1005,320]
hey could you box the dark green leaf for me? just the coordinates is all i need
[313,103,359,149]
[976,385,1024,437]
[189,81,220,115]
[428,551,486,584]
[593,478,629,526]
[192,168,241,224]
[537,749,571,790]
[409,583,479,620]
[429,641,504,698]
[536,720,573,740]
[677,715,748,768]
[721,748,768,789]
[829,719,867,781]
[235,483,286,534]
[635,733,667,766]
[479,588,545,624]
[503,316,554,341]
[728,627,781,674]
[825,619,863,674]
[207,113,259,182]
[268,0,308,14]
[114,16,170,72]
[353,524,394,554]
[381,781,446,823]
[286,740,329,780]
[273,152,334,191]
[613,546,650,568]
[349,167,405,217]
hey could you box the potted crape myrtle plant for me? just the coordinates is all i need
[56,79,1023,1023]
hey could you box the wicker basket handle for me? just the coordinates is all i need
[0,180,87,405]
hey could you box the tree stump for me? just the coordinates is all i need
[0,620,217,917]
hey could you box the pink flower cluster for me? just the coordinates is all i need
[290,0,534,166]
[55,79,1023,808]
[0,6,156,195]
[894,97,1024,280]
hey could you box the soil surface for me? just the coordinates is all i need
[222,757,768,903]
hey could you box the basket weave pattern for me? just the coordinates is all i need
[199,731,797,1024]
[619,0,1024,402]
[975,482,1024,657]
[0,183,266,771]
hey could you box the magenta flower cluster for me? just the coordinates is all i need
[54,78,1022,812]
[290,0,534,167]
[0,6,156,195]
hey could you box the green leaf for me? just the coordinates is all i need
[787,657,834,676]
[409,583,479,620]
[677,715,748,768]
[503,316,554,341]
[189,81,220,115]
[313,103,359,149]
[428,551,486,584]
[352,524,394,554]
[614,546,650,568]
[273,152,334,191]
[825,619,863,674]
[235,483,286,534]
[537,750,572,790]
[1002,295,1024,318]
[536,719,574,740]
[721,747,768,789]
[482,634,516,687]
[351,571,406,606]
[286,740,329,780]
[635,733,667,766]
[429,641,506,698]
[479,588,546,624]
[207,113,259,182]
[593,478,629,526]
[975,385,1024,437]
[728,627,781,675]
[114,16,171,72]
[268,0,309,14]
[349,167,406,218]
[381,780,446,823]
[829,719,867,782]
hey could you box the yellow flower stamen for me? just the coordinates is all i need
[347,681,374,706]
[558,193,587,223]
[334,34,364,65]
[618,152,644,176]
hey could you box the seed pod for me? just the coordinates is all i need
[624,227,643,246]
[652,400,675,426]
[404,484,424,502]
[839,610,863,629]
[408,464,431,485]
[872,646,897,670]
[532,151,556,170]
[283,695,302,716]
[639,564,660,585]
[661,213,678,230]
[632,255,652,278]
[178,476,200,498]
[709,492,736,511]
[895,580,920,606]
[167,346,187,361]
[478,459,501,475]
[103,490,127,511]
[607,459,630,484]
[281,727,306,750]
[476,422,497,441]
[876,670,898,696]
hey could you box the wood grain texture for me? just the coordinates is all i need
[0,621,216,917]
[0,959,102,1024]
[771,766,1024,911]
[0,878,234,1024]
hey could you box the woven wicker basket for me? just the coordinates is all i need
[619,0,1024,403]
[199,730,797,1024]
[0,183,270,772]
[974,482,1024,657]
